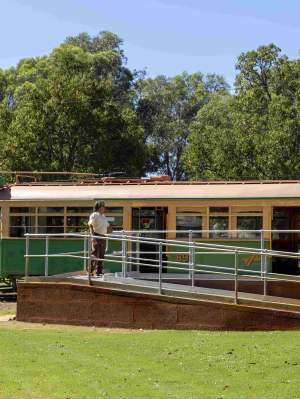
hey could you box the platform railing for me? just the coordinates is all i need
[24,230,300,305]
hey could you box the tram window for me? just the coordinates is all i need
[106,215,123,231]
[10,216,35,237]
[176,215,202,239]
[105,208,123,230]
[177,207,206,214]
[272,211,289,240]
[237,216,262,239]
[37,216,64,234]
[105,207,123,214]
[232,206,262,214]
[66,216,88,233]
[209,207,229,214]
[209,216,229,238]
[38,207,64,213]
[10,207,36,213]
[67,207,93,214]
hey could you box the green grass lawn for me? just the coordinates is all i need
[0,324,299,399]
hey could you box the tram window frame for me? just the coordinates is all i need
[38,207,64,214]
[104,207,124,231]
[66,215,90,233]
[9,205,125,237]
[272,210,289,240]
[236,216,263,239]
[9,207,37,237]
[9,206,66,237]
[37,207,65,235]
[66,206,124,233]
[66,206,92,233]
[10,207,36,213]
[209,207,229,238]
[209,216,229,238]
[37,215,65,234]
[232,207,263,240]
[209,207,229,214]
[175,208,205,239]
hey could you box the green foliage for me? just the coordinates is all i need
[185,44,300,180]
[137,72,229,180]
[1,35,300,181]
[0,32,145,176]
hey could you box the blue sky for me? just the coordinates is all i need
[1,0,300,86]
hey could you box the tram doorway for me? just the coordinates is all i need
[132,207,168,272]
[272,207,300,275]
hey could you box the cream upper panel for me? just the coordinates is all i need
[6,183,300,201]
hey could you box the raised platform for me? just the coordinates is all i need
[16,273,300,330]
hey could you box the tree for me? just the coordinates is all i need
[0,33,146,176]
[185,44,300,181]
[183,93,237,179]
[137,72,229,180]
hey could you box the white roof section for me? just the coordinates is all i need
[6,182,300,201]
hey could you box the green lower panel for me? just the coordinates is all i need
[167,240,271,276]
[0,239,122,278]
[0,238,269,279]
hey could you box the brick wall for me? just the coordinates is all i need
[16,282,300,330]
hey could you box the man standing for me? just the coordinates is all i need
[88,201,111,276]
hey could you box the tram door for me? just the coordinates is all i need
[272,207,300,275]
[132,207,167,273]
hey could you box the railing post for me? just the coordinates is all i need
[83,236,87,272]
[234,250,238,304]
[87,234,92,285]
[189,230,193,280]
[122,232,127,278]
[136,232,140,273]
[158,242,162,294]
[263,249,267,297]
[25,234,29,282]
[260,229,264,279]
[45,235,49,277]
[191,243,195,287]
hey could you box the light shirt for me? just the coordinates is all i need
[88,212,109,235]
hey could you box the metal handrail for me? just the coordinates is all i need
[24,230,300,305]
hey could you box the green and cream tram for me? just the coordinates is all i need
[1,174,300,285]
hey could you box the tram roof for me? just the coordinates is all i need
[2,180,300,201]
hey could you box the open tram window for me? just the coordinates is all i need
[38,207,64,213]
[66,216,88,233]
[209,207,229,238]
[209,207,229,213]
[104,207,123,231]
[232,207,263,239]
[10,215,36,237]
[209,216,229,238]
[237,216,262,239]
[10,207,36,237]
[176,215,202,239]
[10,207,36,213]
[272,210,289,240]
[176,208,205,239]
[66,206,124,232]
[67,207,93,214]
[37,215,64,234]
[66,207,91,233]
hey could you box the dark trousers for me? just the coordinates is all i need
[91,237,106,275]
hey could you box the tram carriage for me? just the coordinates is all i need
[1,173,300,286]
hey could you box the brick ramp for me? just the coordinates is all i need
[16,281,300,330]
